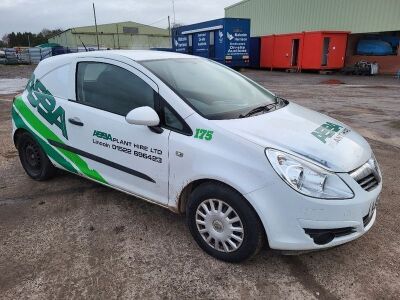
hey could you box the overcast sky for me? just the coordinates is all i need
[0,0,240,37]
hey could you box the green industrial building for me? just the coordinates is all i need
[225,0,400,36]
[48,21,171,50]
[225,0,400,74]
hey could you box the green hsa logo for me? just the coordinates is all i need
[311,122,342,143]
[26,75,68,139]
[93,130,113,140]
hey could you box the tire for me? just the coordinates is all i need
[17,132,57,181]
[186,182,264,262]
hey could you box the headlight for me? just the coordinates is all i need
[266,149,354,199]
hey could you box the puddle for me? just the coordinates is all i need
[0,78,28,95]
[320,79,345,85]
[388,120,400,130]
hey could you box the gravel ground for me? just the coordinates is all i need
[0,64,35,79]
[0,64,399,299]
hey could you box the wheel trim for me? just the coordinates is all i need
[23,140,42,173]
[195,199,244,253]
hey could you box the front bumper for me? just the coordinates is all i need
[245,172,382,251]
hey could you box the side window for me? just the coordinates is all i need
[160,99,192,135]
[164,106,184,131]
[76,62,155,116]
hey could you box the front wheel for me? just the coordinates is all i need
[187,182,264,262]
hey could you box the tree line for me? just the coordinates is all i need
[1,29,63,48]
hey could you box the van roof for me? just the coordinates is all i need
[35,50,194,76]
[50,50,192,63]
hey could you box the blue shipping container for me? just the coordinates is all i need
[172,18,251,67]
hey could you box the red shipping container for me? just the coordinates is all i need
[260,31,349,71]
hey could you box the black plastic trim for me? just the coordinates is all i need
[304,227,356,245]
[363,210,375,227]
[157,94,193,136]
[48,139,156,183]
[68,118,84,126]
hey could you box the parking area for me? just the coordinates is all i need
[0,64,399,299]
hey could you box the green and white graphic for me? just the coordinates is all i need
[312,122,343,144]
[26,75,68,139]
[13,93,106,184]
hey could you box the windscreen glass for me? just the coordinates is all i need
[141,58,276,119]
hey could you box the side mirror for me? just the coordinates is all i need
[125,106,160,127]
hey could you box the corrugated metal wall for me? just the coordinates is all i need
[49,31,171,49]
[225,0,400,36]
[49,21,171,49]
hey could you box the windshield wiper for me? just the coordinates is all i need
[274,95,287,104]
[239,102,277,118]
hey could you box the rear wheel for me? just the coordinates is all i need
[187,182,264,262]
[17,132,56,180]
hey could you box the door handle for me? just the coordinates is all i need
[68,117,84,126]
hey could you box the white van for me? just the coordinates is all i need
[12,51,382,262]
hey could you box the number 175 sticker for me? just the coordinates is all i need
[194,128,213,141]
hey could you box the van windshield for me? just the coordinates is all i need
[141,58,277,120]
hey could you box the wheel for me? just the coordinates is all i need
[17,132,57,180]
[186,182,264,262]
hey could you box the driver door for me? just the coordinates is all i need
[62,58,170,205]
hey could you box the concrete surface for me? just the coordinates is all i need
[0,78,28,95]
[0,65,399,299]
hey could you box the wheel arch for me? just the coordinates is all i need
[177,178,216,214]
[179,178,269,249]
[177,179,266,233]
[13,128,29,147]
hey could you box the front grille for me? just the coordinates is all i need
[357,173,379,191]
[350,159,380,192]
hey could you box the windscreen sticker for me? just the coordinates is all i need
[92,130,163,163]
[311,122,351,146]
[193,128,213,141]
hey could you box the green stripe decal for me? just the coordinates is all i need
[12,107,78,174]
[13,96,107,184]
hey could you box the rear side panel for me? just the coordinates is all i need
[12,67,107,185]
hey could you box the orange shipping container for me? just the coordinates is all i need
[260,31,349,71]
